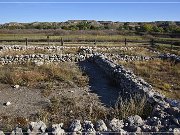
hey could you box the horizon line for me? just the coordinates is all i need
[1,20,180,24]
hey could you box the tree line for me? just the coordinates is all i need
[0,21,180,34]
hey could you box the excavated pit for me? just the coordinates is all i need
[79,60,121,107]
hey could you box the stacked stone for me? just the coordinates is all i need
[0,53,94,65]
[159,53,180,63]
[0,113,179,134]
[0,45,95,52]
[103,53,157,62]
[92,54,180,106]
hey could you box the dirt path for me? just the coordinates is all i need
[79,60,121,107]
[0,84,49,117]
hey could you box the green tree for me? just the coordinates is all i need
[141,24,153,32]
[152,26,164,33]
[76,21,91,30]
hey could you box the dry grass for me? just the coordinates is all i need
[0,47,79,56]
[0,49,49,56]
[97,46,157,57]
[118,60,180,99]
[110,94,152,120]
[0,115,29,132]
[37,94,151,129]
[36,95,107,129]
[0,62,88,87]
[154,44,180,55]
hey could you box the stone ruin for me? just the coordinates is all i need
[0,45,179,134]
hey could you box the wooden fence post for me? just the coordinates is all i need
[151,38,155,47]
[125,38,127,47]
[61,37,64,46]
[94,39,96,46]
[25,38,28,48]
[47,36,50,45]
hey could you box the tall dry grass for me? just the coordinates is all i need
[118,59,180,99]
[109,94,152,120]
[0,62,88,87]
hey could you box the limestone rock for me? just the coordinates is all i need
[52,123,65,135]
[11,127,23,135]
[69,120,82,133]
[29,121,47,133]
[13,85,20,89]
[96,120,107,132]
[109,118,124,132]
[0,131,5,135]
[173,128,180,135]
[127,115,144,126]
[4,101,11,106]
[82,120,95,133]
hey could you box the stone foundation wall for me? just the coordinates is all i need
[92,54,180,108]
[0,53,93,65]
[159,53,180,63]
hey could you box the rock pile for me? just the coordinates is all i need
[0,114,179,134]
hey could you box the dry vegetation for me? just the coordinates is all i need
[112,95,152,119]
[155,44,180,55]
[118,59,180,99]
[98,46,157,56]
[0,62,88,88]
[0,92,150,131]
[0,48,79,56]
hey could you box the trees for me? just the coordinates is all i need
[141,24,153,32]
[76,21,91,30]
[152,26,164,33]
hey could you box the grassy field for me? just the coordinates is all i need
[118,60,180,99]
[0,33,180,43]
[0,34,144,41]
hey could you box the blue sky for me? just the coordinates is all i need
[0,0,180,23]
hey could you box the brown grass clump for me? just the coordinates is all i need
[107,94,152,120]
[0,65,46,86]
[119,59,180,99]
[37,95,107,129]
[0,62,88,87]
